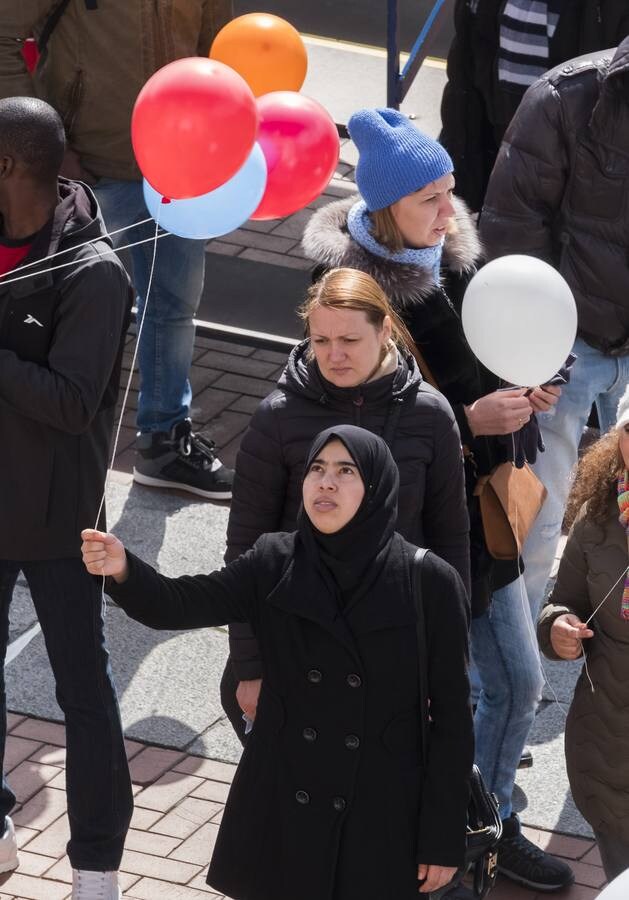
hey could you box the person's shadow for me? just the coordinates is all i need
[4,480,241,839]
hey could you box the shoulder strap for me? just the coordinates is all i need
[410,344,439,391]
[37,0,73,54]
[411,547,430,763]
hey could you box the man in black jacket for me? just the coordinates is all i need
[478,40,629,893]
[0,97,132,900]
[440,0,629,211]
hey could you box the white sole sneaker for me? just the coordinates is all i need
[132,469,232,500]
[0,816,18,873]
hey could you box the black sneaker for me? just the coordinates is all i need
[518,749,534,769]
[497,814,574,892]
[133,419,234,500]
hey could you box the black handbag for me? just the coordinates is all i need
[412,548,502,900]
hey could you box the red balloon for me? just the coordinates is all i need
[251,92,340,220]
[132,57,258,200]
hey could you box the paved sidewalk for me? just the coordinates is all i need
[0,712,607,900]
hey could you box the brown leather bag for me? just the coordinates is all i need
[474,462,547,561]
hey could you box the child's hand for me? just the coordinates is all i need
[81,529,129,582]
[550,613,594,659]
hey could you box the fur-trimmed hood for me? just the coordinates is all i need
[302,195,483,310]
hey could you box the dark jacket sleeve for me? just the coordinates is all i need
[479,77,569,263]
[537,509,591,661]
[225,397,289,681]
[417,553,473,868]
[422,398,471,599]
[106,545,260,632]
[0,256,130,433]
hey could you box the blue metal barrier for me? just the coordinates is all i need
[387,0,452,108]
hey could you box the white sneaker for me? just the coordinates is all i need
[71,869,122,899]
[0,816,18,873]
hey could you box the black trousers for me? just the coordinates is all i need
[0,558,133,870]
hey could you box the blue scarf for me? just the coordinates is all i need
[347,200,443,281]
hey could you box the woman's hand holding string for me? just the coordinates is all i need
[417,863,457,893]
[550,613,594,660]
[528,384,561,413]
[81,529,129,583]
[464,389,533,437]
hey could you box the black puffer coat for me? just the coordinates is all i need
[481,39,629,355]
[440,0,629,212]
[302,195,519,609]
[225,345,470,681]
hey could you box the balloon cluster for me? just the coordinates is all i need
[132,14,340,239]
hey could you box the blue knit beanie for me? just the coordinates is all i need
[348,108,453,211]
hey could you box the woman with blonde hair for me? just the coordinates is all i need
[538,385,629,881]
[221,266,470,740]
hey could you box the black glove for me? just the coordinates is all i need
[543,352,577,387]
[497,414,544,468]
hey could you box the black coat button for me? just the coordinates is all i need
[307,669,322,684]
[344,734,360,750]
[295,790,310,805]
[303,727,317,742]
[332,796,346,812]
[347,673,362,688]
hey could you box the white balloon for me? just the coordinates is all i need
[462,255,578,386]
[597,867,629,899]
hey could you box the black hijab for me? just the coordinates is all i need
[297,425,399,608]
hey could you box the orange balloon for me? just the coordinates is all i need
[210,13,308,98]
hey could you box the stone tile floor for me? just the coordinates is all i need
[0,713,607,899]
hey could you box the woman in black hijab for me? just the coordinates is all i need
[81,425,473,900]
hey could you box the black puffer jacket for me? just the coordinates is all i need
[302,194,520,610]
[225,344,470,680]
[481,39,629,355]
[440,0,629,212]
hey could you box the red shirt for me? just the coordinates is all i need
[0,240,33,278]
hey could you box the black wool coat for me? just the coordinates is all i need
[302,196,518,609]
[225,346,470,680]
[0,179,131,560]
[107,534,473,900]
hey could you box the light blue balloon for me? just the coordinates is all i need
[143,142,267,240]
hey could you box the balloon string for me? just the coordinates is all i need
[94,215,162,617]
[510,435,569,718]
[0,232,169,288]
[0,216,156,281]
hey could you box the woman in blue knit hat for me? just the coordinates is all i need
[303,108,573,897]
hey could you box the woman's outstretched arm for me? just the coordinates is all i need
[82,528,260,631]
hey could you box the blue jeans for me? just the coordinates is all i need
[0,559,133,870]
[471,576,544,818]
[93,179,206,433]
[523,338,629,614]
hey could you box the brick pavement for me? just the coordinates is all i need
[0,713,608,899]
[110,141,359,475]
